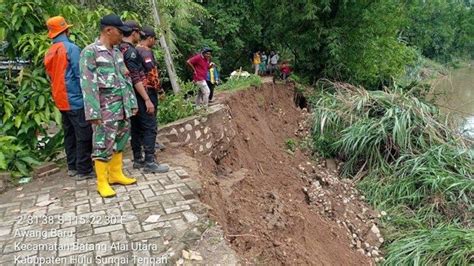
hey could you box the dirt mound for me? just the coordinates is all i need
[197,83,379,265]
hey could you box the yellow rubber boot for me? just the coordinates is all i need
[108,152,137,185]
[95,160,116,198]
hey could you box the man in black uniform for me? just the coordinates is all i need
[135,25,169,169]
[120,21,169,173]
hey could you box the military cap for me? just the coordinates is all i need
[141,26,156,38]
[124,20,144,35]
[100,14,131,32]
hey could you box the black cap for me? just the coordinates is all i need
[202,47,212,54]
[124,20,144,35]
[100,14,131,33]
[141,26,156,38]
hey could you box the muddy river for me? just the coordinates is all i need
[431,63,474,137]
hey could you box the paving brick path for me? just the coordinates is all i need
[0,159,208,265]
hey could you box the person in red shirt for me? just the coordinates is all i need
[280,60,292,81]
[186,47,212,108]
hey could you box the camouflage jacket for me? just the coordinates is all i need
[79,39,138,121]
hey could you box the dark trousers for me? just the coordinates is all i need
[131,89,158,162]
[206,80,215,101]
[61,109,93,174]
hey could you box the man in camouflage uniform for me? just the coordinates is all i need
[79,14,138,198]
[120,22,169,173]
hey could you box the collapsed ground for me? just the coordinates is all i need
[185,82,385,264]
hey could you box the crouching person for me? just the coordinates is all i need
[79,14,138,198]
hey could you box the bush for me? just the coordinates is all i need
[310,80,473,265]
[0,136,40,178]
[157,81,196,125]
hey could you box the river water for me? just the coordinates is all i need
[431,63,474,138]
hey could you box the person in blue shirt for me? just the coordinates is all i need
[206,62,220,102]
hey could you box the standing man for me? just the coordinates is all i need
[267,51,275,74]
[270,51,280,74]
[187,47,212,108]
[121,22,169,173]
[252,51,261,75]
[260,51,267,75]
[44,16,93,180]
[80,14,138,198]
[206,62,220,103]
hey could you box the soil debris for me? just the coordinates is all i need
[195,83,381,264]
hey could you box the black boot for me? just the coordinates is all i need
[133,152,145,169]
[143,154,169,173]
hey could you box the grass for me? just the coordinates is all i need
[311,80,464,176]
[384,225,473,266]
[309,80,474,265]
[216,74,262,92]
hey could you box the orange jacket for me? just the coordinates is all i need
[44,34,84,111]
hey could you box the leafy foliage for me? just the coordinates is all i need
[157,81,196,125]
[404,1,474,63]
[310,80,473,265]
[0,136,40,177]
[199,0,472,88]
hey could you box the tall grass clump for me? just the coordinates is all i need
[310,80,473,265]
[384,225,473,266]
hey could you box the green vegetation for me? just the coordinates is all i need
[0,136,40,177]
[157,82,196,125]
[310,80,473,265]
[384,225,473,266]
[216,74,262,92]
[405,1,474,64]
[285,138,297,153]
[200,1,472,88]
[158,74,263,125]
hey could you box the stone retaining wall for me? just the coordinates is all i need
[158,104,237,161]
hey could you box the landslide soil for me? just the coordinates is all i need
[197,83,373,265]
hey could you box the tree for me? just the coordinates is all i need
[404,0,474,62]
[150,0,181,94]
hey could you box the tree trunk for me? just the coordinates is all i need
[150,0,181,94]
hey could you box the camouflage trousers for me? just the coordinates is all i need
[92,119,130,161]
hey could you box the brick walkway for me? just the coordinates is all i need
[0,159,208,265]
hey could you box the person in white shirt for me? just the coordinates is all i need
[269,51,279,74]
